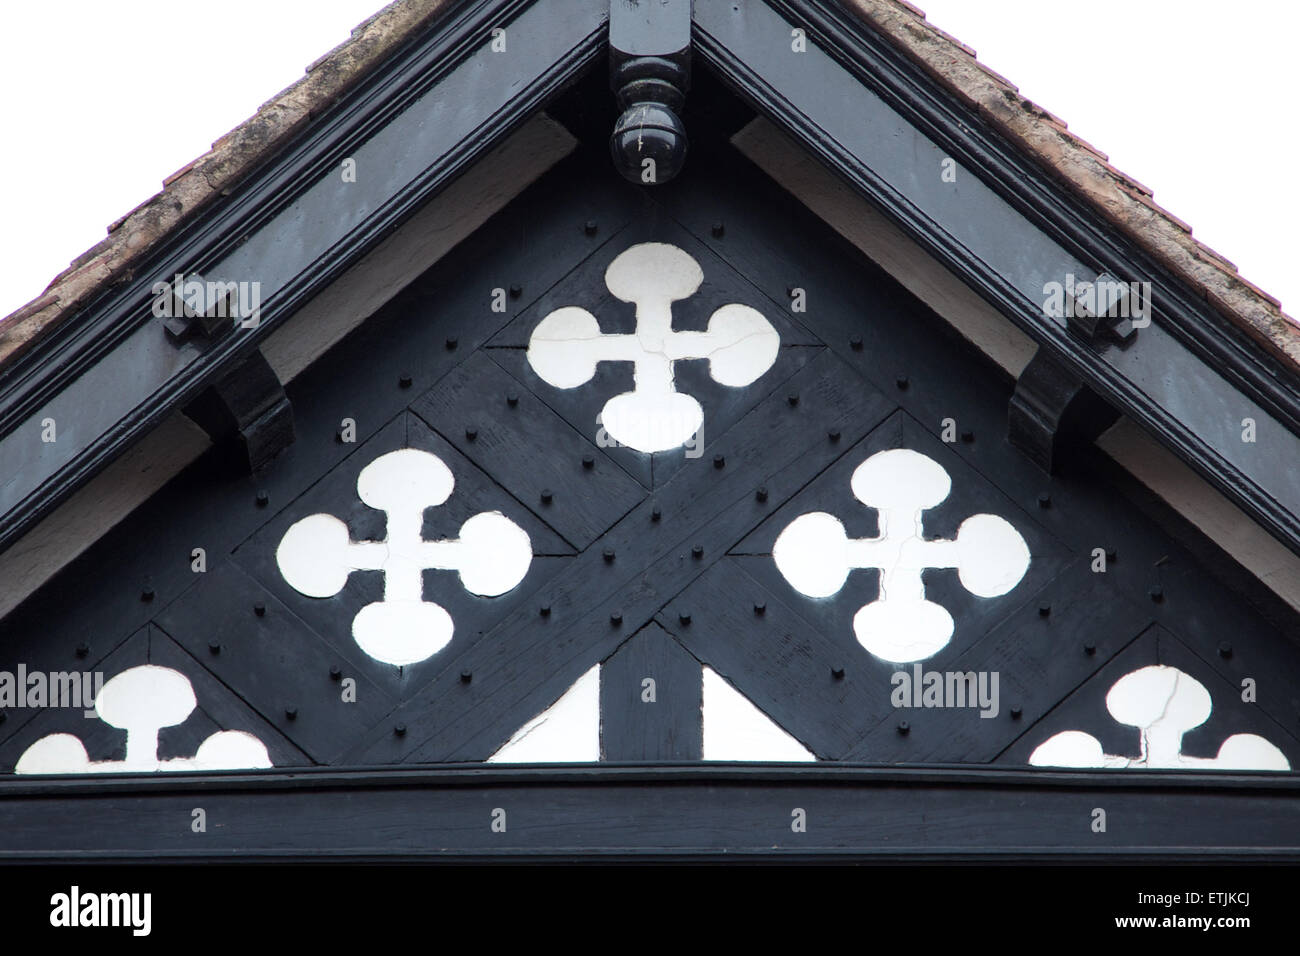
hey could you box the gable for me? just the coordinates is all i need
[3,0,1300,860]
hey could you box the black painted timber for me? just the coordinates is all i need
[2,68,1299,862]
[0,764,1298,861]
[600,623,703,761]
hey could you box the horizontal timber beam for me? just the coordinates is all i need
[0,764,1297,861]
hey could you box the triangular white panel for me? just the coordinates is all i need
[488,665,601,763]
[702,667,816,762]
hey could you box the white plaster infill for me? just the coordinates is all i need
[702,667,816,762]
[774,448,1030,663]
[277,448,532,666]
[488,665,601,762]
[1030,665,1290,770]
[15,665,271,774]
[528,242,780,453]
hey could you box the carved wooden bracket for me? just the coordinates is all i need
[608,0,691,185]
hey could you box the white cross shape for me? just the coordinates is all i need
[15,665,271,774]
[276,448,533,666]
[1029,664,1290,770]
[773,448,1031,663]
[527,242,780,453]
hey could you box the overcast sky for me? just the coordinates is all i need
[1,0,1295,319]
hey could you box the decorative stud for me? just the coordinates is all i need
[1218,642,1233,659]
[1037,493,1051,508]
[141,586,155,602]
[539,604,552,617]
[445,336,458,351]
[787,391,799,407]
[609,7,690,188]
[849,335,863,351]
[582,454,595,470]
[753,602,766,615]
[506,392,519,407]
[284,706,298,721]
[465,427,478,441]
[394,723,407,737]
[1149,585,1164,603]
[897,720,910,735]
[610,610,623,626]
[509,284,522,298]
[1084,641,1096,656]
[460,670,473,683]
[329,665,342,680]
[831,665,845,679]
[254,602,266,617]
[711,221,725,238]
[208,641,221,655]
[603,548,616,563]
[651,506,662,522]
[896,375,909,390]
[960,429,974,443]
[1010,706,1023,719]
[828,428,841,442]
[75,643,90,659]
[398,373,413,389]
[692,544,704,559]
[540,489,553,505]
[679,612,691,626]
[584,220,598,236]
[756,487,769,503]
[713,454,725,469]
[255,490,269,508]
[1038,604,1051,617]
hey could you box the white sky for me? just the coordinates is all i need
[1,0,1295,319]
[914,0,1298,316]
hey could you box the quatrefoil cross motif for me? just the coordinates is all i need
[774,448,1031,663]
[277,448,532,666]
[527,242,780,453]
